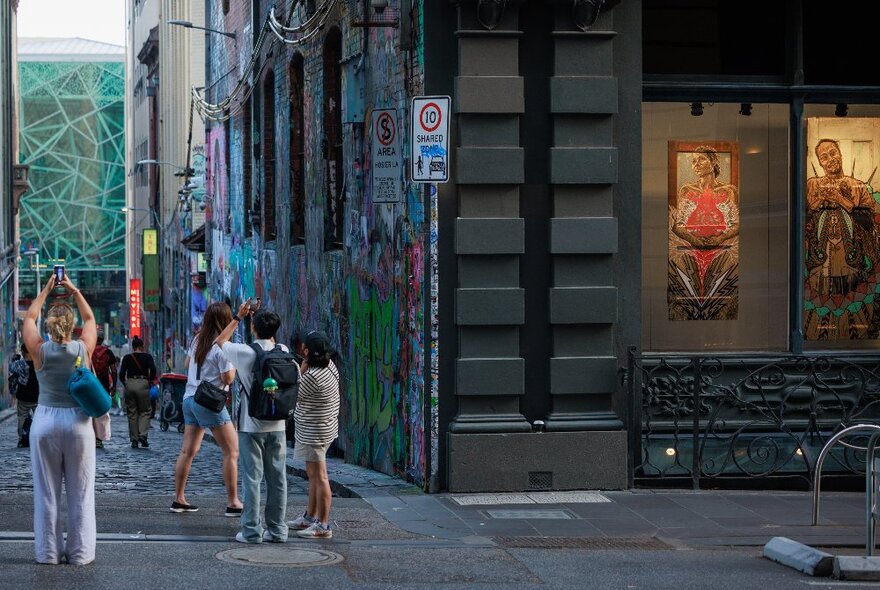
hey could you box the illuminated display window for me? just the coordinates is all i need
[642,102,789,352]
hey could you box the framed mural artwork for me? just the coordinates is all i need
[667,141,740,321]
[804,118,880,341]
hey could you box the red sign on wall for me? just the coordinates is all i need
[129,279,142,338]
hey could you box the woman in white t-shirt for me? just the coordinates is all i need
[171,302,243,517]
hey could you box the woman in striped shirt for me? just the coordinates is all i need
[290,330,340,539]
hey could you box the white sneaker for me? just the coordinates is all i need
[296,521,332,539]
[286,512,315,530]
[235,532,261,544]
[262,530,286,543]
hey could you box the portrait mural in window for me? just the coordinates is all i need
[805,118,880,340]
[668,141,740,321]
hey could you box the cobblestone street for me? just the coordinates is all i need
[0,410,308,496]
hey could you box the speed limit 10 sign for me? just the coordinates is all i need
[411,95,451,183]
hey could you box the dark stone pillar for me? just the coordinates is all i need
[545,3,623,432]
[448,1,531,437]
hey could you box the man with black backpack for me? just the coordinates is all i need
[215,302,299,544]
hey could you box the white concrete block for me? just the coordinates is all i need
[763,536,833,577]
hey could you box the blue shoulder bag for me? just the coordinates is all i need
[67,341,112,417]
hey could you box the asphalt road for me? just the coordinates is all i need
[1,412,876,589]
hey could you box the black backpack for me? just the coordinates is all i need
[243,343,299,421]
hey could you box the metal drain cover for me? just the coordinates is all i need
[485,509,574,520]
[216,546,344,568]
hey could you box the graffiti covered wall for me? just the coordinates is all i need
[205,1,428,484]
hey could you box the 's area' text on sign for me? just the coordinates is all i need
[371,108,402,203]
[411,96,451,183]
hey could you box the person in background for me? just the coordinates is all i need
[91,335,117,447]
[22,275,98,565]
[290,330,340,540]
[215,301,291,544]
[10,342,40,448]
[172,302,243,517]
[118,337,156,449]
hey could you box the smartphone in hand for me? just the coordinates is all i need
[54,265,65,282]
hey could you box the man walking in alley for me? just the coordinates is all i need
[9,343,39,448]
[215,301,295,544]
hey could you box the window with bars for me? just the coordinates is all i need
[242,87,253,238]
[289,53,305,244]
[323,27,344,251]
[262,68,276,243]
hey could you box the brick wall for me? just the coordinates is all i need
[205,0,429,485]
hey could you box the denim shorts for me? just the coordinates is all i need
[182,396,231,429]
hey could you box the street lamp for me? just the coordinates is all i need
[136,159,193,177]
[122,206,161,228]
[168,19,237,43]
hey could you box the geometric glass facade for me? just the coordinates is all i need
[18,59,126,272]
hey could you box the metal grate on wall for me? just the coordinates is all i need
[528,471,553,490]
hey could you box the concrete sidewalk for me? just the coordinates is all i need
[303,455,870,549]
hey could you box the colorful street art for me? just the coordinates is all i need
[205,1,430,485]
[805,118,880,340]
[668,141,740,321]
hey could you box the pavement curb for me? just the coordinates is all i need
[284,461,360,499]
[834,556,880,581]
[0,408,15,424]
[200,427,413,499]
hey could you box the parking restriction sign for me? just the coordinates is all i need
[411,96,450,183]
[371,108,402,203]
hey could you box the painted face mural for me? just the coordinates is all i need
[805,118,880,341]
[668,142,740,321]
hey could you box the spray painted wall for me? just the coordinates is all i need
[205,1,428,484]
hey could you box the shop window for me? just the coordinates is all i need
[262,68,276,242]
[289,53,305,244]
[323,27,343,250]
[803,105,880,349]
[642,102,789,351]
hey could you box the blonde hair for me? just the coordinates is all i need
[46,303,75,343]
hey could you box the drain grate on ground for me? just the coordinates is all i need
[450,492,610,506]
[216,546,344,567]
[495,536,673,550]
[484,509,574,520]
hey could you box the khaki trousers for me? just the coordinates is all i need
[124,378,152,441]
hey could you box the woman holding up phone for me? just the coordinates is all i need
[171,302,243,516]
[22,274,98,565]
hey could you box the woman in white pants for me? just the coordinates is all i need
[22,274,98,565]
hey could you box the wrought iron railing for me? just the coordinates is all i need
[628,348,880,489]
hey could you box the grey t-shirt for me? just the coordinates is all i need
[37,340,87,408]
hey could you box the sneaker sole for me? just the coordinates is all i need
[170,507,199,513]
[297,532,332,539]
[225,512,243,518]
